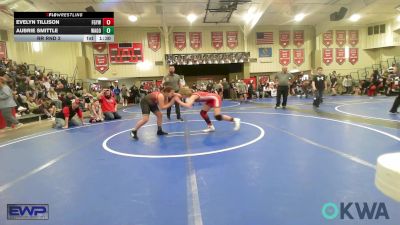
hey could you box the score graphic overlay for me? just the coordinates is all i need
[14,12,114,42]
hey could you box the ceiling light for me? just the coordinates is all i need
[128,15,138,22]
[294,13,305,22]
[397,15,400,22]
[243,12,254,23]
[187,14,197,23]
[349,14,361,22]
[31,42,41,52]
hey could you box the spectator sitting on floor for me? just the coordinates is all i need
[82,89,93,111]
[53,98,84,129]
[98,88,121,120]
[89,98,104,123]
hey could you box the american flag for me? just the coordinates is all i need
[256,32,273,45]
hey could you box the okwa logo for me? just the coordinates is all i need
[321,202,390,220]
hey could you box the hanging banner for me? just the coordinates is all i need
[147,32,161,52]
[173,32,186,51]
[0,42,7,60]
[258,48,272,58]
[256,32,273,45]
[189,32,202,51]
[348,30,359,46]
[94,54,109,74]
[349,48,358,65]
[293,30,304,47]
[336,48,345,65]
[336,30,346,47]
[279,30,290,48]
[279,49,291,66]
[322,30,333,47]
[293,49,304,66]
[322,48,333,65]
[93,42,107,52]
[226,31,238,49]
[211,31,223,50]
[109,43,143,64]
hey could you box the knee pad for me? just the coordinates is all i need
[200,110,208,118]
[214,114,222,121]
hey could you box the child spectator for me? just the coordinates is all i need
[89,98,104,123]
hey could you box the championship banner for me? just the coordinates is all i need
[293,49,304,66]
[147,32,161,52]
[226,31,238,49]
[336,30,346,47]
[189,32,202,50]
[336,48,345,65]
[279,30,290,48]
[349,48,358,65]
[293,30,304,47]
[109,43,143,64]
[173,32,186,51]
[0,42,7,60]
[349,30,359,46]
[279,49,291,66]
[93,42,107,52]
[322,30,333,47]
[211,31,223,50]
[94,54,109,74]
[322,48,333,65]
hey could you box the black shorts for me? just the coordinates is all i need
[140,98,159,115]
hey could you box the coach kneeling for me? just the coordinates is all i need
[54,98,84,129]
[99,89,122,120]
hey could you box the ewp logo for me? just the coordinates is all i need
[7,204,49,220]
[321,202,389,220]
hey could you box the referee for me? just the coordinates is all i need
[274,66,293,109]
[162,65,183,121]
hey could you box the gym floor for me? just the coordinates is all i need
[0,96,399,225]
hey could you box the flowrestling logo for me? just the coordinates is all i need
[321,202,389,220]
[7,204,49,220]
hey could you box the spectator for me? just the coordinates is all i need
[330,72,338,96]
[129,84,139,104]
[312,67,327,108]
[89,98,104,123]
[222,78,230,99]
[98,89,121,120]
[121,84,129,106]
[236,80,247,103]
[216,80,223,98]
[47,87,62,109]
[247,80,254,99]
[53,98,84,129]
[82,89,93,111]
[55,80,64,93]
[113,85,121,103]
[229,79,237,100]
[389,66,400,113]
[368,70,380,97]
[206,80,214,93]
[0,77,23,129]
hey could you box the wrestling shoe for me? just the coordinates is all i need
[233,118,241,131]
[203,125,215,132]
[157,130,168,135]
[130,129,138,140]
